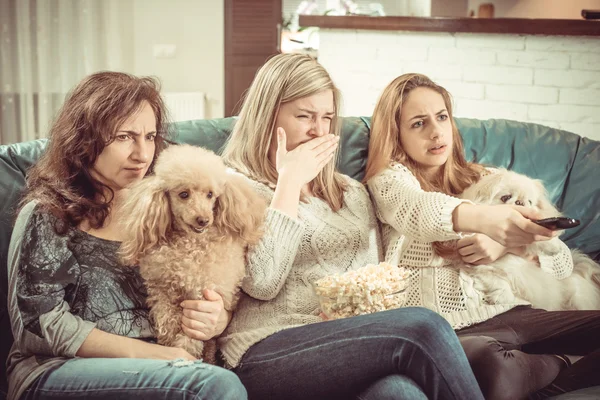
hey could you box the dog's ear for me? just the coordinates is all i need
[461,172,505,204]
[215,174,266,245]
[533,179,561,218]
[118,176,172,264]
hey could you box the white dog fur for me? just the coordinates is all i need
[459,169,600,311]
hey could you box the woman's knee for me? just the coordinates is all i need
[386,307,456,341]
[358,375,427,400]
[188,365,248,399]
[460,336,521,400]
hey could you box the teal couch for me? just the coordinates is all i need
[1,117,599,399]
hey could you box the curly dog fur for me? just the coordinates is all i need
[459,169,600,311]
[119,144,266,363]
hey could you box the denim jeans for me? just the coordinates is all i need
[234,307,484,400]
[357,375,428,400]
[21,357,247,400]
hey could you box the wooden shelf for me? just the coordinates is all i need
[299,15,600,37]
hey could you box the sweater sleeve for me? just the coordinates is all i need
[367,164,470,243]
[536,239,574,280]
[8,202,96,358]
[242,203,304,301]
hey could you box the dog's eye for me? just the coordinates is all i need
[179,191,189,199]
[207,191,213,199]
[515,200,524,206]
[500,194,512,203]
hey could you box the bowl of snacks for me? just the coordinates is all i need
[313,262,410,320]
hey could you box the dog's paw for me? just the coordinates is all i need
[172,334,205,360]
[484,287,517,305]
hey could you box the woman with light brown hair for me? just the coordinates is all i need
[6,71,247,400]
[365,72,600,399]
[219,53,487,400]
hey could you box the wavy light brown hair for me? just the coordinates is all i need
[364,73,483,257]
[22,71,171,233]
[221,53,347,211]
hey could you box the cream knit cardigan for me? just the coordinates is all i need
[367,162,573,330]
[219,175,382,368]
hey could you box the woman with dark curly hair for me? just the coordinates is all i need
[6,71,247,400]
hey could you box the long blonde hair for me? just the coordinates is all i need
[222,53,347,211]
[365,73,481,193]
[364,73,482,257]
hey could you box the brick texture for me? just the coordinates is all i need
[318,29,600,141]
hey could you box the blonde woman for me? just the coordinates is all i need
[219,53,485,400]
[365,73,600,399]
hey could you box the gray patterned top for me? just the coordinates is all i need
[6,201,153,400]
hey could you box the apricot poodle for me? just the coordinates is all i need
[119,144,266,363]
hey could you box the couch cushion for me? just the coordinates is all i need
[0,139,47,397]
[172,118,235,152]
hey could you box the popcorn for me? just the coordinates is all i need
[313,262,410,319]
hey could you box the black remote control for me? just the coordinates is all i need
[535,217,580,230]
[582,9,600,19]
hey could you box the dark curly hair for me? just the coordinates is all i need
[22,71,172,233]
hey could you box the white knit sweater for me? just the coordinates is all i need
[219,175,382,368]
[367,162,574,330]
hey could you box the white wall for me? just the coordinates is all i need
[318,30,600,140]
[132,0,224,118]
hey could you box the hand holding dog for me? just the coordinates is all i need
[180,289,229,341]
[275,127,339,187]
[457,234,507,265]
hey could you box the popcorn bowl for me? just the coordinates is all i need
[313,262,410,320]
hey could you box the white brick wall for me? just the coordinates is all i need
[318,30,600,141]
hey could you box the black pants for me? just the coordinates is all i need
[457,306,600,399]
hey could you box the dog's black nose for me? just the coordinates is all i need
[196,217,208,227]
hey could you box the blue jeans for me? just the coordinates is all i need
[21,358,247,399]
[234,307,484,400]
[357,375,428,400]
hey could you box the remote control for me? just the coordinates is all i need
[582,9,600,20]
[535,217,580,230]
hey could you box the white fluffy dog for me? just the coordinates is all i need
[459,169,600,311]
